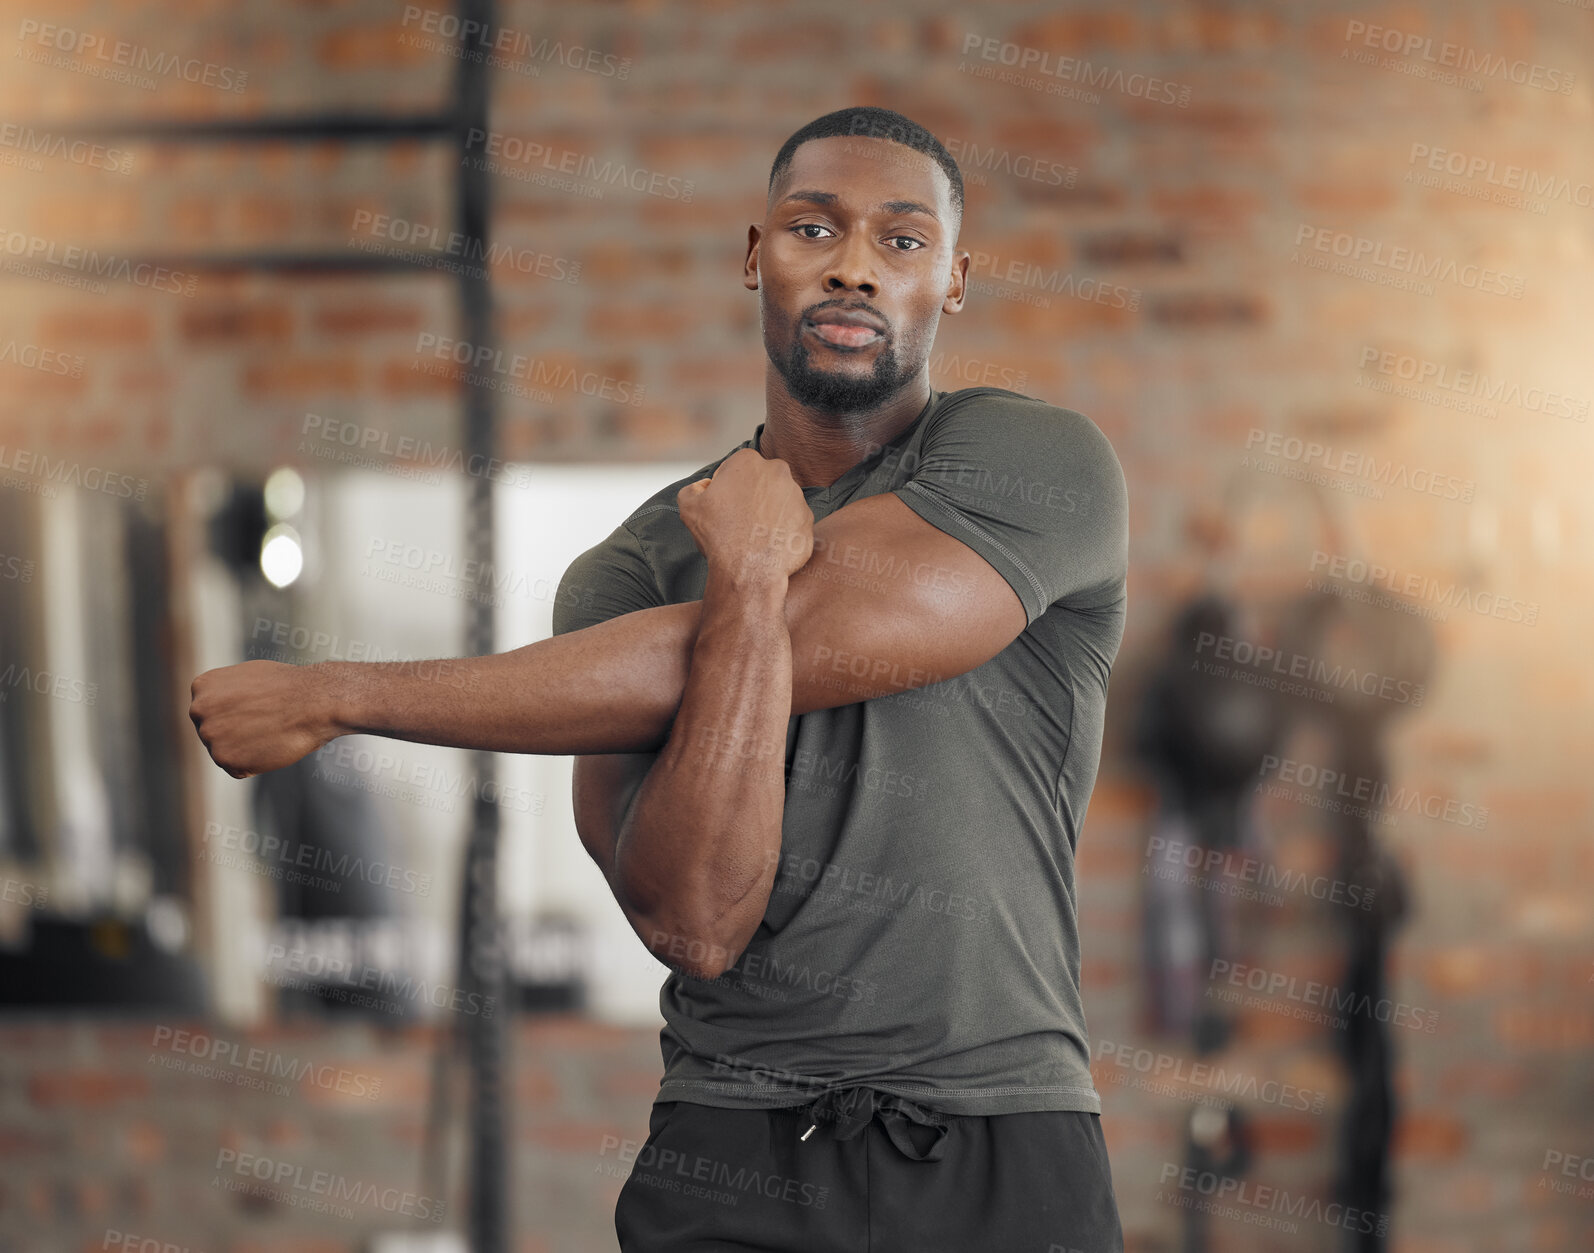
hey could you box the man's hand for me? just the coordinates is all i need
[189,659,341,779]
[677,448,814,582]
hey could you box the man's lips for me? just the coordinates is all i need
[802,309,887,349]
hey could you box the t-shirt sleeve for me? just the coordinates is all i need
[550,518,664,637]
[890,392,1129,624]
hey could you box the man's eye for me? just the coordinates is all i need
[793,224,833,239]
[887,236,924,251]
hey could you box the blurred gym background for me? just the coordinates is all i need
[0,2,1589,1251]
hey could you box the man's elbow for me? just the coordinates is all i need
[637,914,745,981]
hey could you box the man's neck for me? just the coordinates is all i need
[756,371,934,488]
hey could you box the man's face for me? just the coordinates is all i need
[746,135,967,416]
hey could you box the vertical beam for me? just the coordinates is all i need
[453,2,511,1249]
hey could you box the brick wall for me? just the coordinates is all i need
[2,1,1591,1250]
[0,1015,660,1253]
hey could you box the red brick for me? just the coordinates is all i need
[122,1120,164,1165]
[28,1072,150,1109]
[0,364,89,399]
[1392,1111,1469,1160]
[732,20,846,60]
[313,303,424,336]
[1151,10,1284,54]
[378,355,459,398]
[1246,1115,1323,1153]
[1146,292,1268,328]
[179,303,292,346]
[243,356,360,397]
[317,24,436,71]
[1495,1006,1594,1051]
[1009,13,1143,53]
[611,403,715,452]
[37,307,152,346]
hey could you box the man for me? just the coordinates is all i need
[191,106,1128,1251]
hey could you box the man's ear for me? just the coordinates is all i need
[943,249,969,315]
[743,224,762,291]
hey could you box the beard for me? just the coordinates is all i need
[768,323,915,416]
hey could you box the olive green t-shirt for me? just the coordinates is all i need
[552,386,1128,1115]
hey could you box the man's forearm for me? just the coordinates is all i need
[319,599,704,756]
[616,563,791,975]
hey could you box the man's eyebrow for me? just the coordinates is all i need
[879,199,939,220]
[775,189,839,208]
[774,190,941,221]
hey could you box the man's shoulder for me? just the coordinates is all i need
[926,387,1118,463]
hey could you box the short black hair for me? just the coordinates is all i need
[768,106,964,230]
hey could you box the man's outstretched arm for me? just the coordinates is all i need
[189,450,1028,778]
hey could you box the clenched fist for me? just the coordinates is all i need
[677,448,814,583]
[189,659,340,779]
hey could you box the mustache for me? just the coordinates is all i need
[800,299,891,331]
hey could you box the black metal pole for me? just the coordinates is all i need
[453,2,509,1249]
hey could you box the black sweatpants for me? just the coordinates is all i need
[614,1085,1125,1253]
